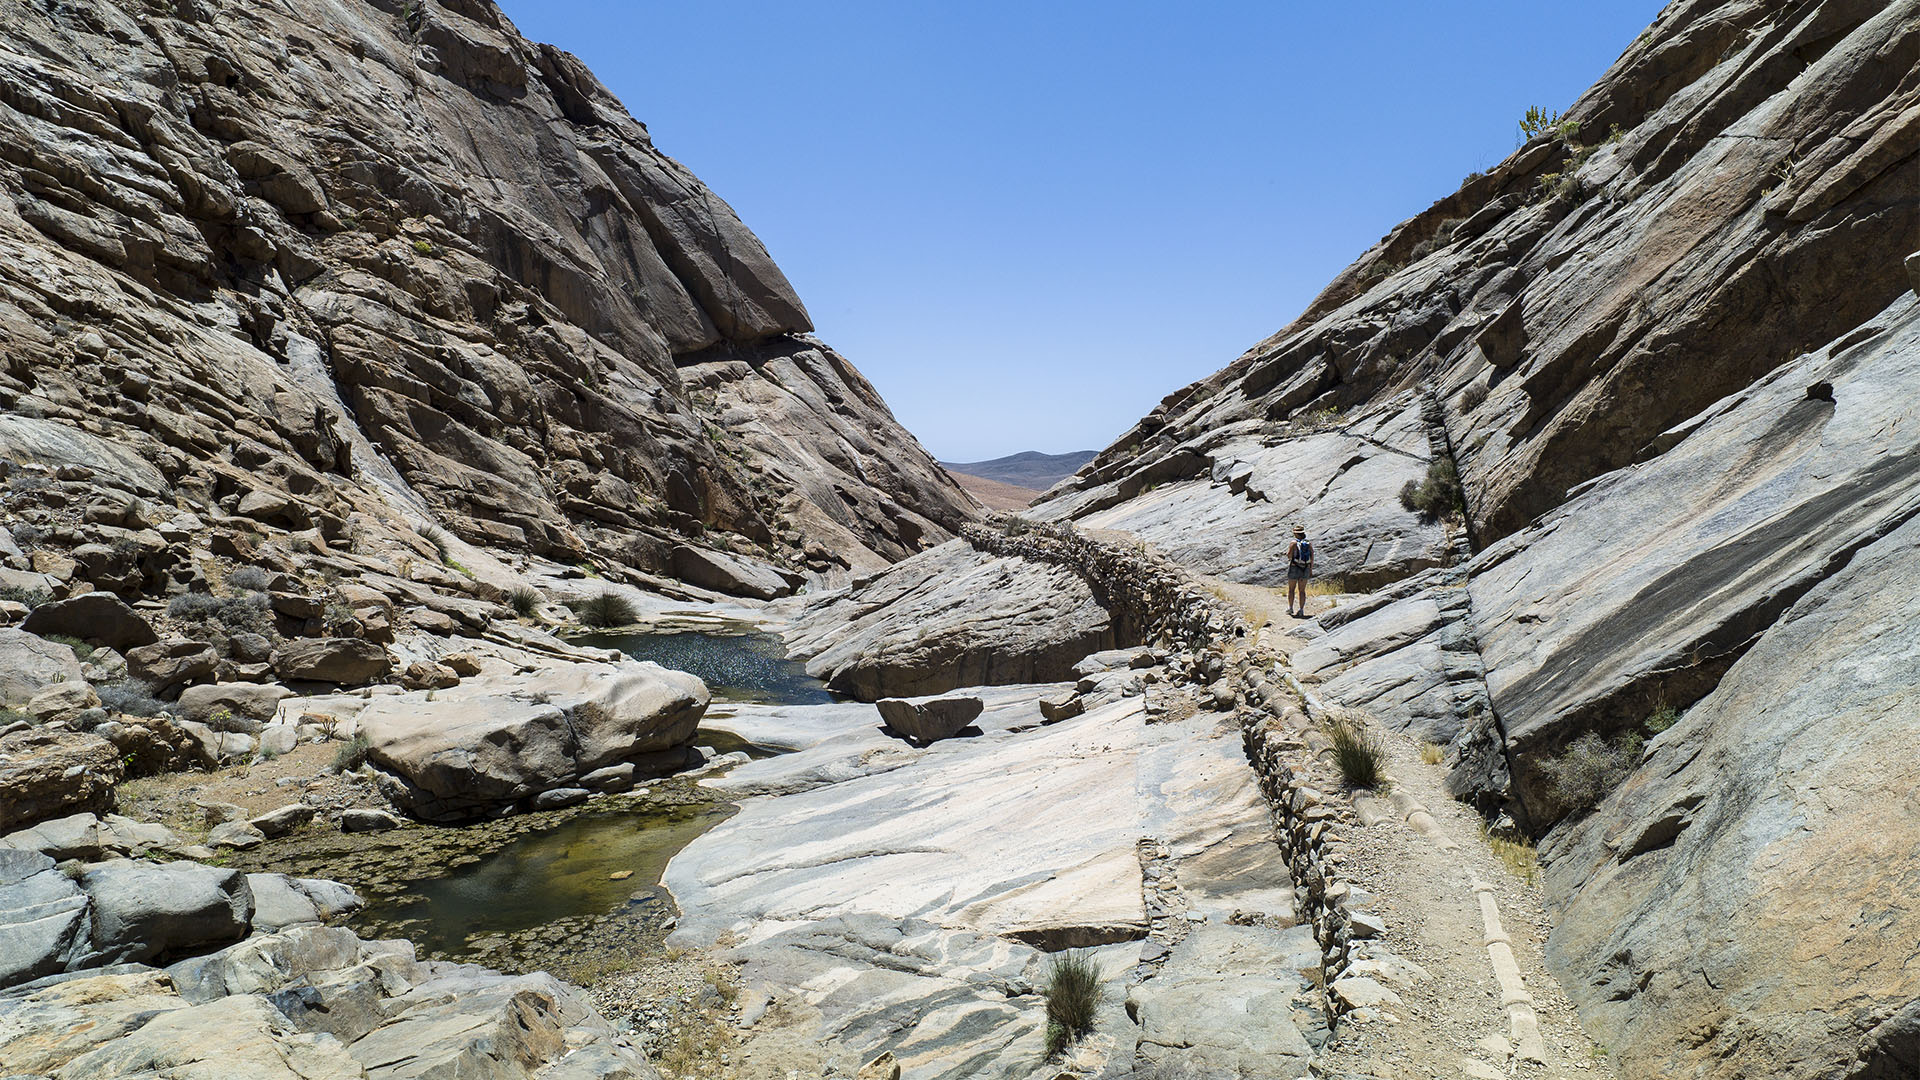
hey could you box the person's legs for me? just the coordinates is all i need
[1287,577,1303,615]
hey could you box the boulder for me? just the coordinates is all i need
[26,681,101,724]
[243,873,361,932]
[75,859,254,967]
[876,694,984,745]
[0,847,89,989]
[0,728,121,833]
[175,682,294,723]
[788,540,1119,699]
[249,804,316,839]
[357,661,707,821]
[271,637,391,685]
[340,809,402,833]
[398,659,459,690]
[0,628,85,705]
[20,593,158,650]
[208,820,267,850]
[125,639,218,696]
[670,544,797,600]
[1039,692,1085,722]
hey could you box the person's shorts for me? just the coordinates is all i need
[1287,566,1310,580]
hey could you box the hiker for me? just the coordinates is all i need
[1286,525,1314,618]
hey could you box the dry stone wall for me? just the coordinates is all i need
[965,518,1410,1028]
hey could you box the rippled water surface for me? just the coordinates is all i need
[352,803,734,959]
[576,627,838,705]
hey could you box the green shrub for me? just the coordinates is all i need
[0,707,31,726]
[1399,459,1465,520]
[422,526,452,563]
[226,565,271,592]
[333,733,372,772]
[1327,714,1385,789]
[1518,105,1565,141]
[1043,951,1102,1056]
[570,591,637,629]
[0,584,49,609]
[1644,703,1679,735]
[169,591,272,635]
[98,680,168,719]
[46,634,95,661]
[507,586,542,619]
[1539,731,1642,814]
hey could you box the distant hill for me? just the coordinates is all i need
[943,470,1042,513]
[941,451,1097,492]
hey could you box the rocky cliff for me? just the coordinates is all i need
[0,0,976,592]
[1026,1,1919,1076]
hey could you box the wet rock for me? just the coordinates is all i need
[340,809,402,834]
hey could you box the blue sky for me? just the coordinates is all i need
[499,1,1666,462]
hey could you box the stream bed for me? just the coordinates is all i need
[299,625,830,976]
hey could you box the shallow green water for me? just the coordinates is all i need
[352,803,734,960]
[576,627,837,705]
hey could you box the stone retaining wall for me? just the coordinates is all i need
[965,516,1393,1026]
[960,519,1246,654]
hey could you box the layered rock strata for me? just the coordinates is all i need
[0,0,975,603]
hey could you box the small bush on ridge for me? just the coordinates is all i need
[1043,951,1102,1056]
[333,733,373,772]
[226,565,272,592]
[1539,732,1641,814]
[1328,714,1385,789]
[507,586,542,619]
[98,680,168,719]
[571,591,637,629]
[1399,459,1464,521]
[0,584,49,609]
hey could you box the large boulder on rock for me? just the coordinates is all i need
[357,660,708,821]
[20,593,158,651]
[76,859,254,967]
[787,540,1118,699]
[271,637,392,685]
[0,728,121,833]
[175,682,294,724]
[670,544,799,600]
[125,639,217,697]
[0,628,85,705]
[876,694,984,745]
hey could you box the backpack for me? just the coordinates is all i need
[1291,540,1312,567]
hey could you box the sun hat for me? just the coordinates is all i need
[1292,525,1306,536]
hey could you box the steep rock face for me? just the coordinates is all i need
[1011,3,1919,1076]
[1541,508,1920,1080]
[1042,0,1917,552]
[0,0,974,582]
